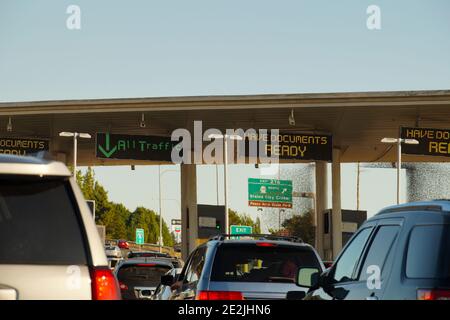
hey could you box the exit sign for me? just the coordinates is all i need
[230,225,253,235]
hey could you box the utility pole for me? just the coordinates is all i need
[381,137,419,204]
[59,132,91,175]
[216,164,220,205]
[356,162,360,210]
[208,133,242,234]
[158,165,163,252]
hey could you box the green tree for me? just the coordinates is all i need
[128,207,173,246]
[77,167,95,200]
[75,168,173,246]
[102,203,129,239]
[228,209,261,234]
[280,210,315,245]
[128,207,157,243]
[76,167,111,224]
[158,216,174,247]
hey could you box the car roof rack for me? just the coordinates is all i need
[376,200,450,215]
[208,234,303,243]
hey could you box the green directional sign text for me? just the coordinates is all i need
[96,133,181,161]
[248,178,293,208]
[230,225,253,235]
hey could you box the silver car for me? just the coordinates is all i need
[0,155,120,300]
[105,245,122,259]
[115,258,174,300]
[167,234,325,300]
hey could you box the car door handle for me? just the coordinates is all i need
[0,285,18,300]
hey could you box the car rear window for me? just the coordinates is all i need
[406,225,450,279]
[117,264,171,285]
[210,243,321,283]
[0,177,88,265]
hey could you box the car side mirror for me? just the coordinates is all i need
[160,274,174,286]
[319,268,334,288]
[295,267,321,289]
[286,291,306,300]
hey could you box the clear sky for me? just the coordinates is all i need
[2,0,450,101]
[1,1,449,231]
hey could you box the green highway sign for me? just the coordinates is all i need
[96,133,182,161]
[136,228,145,245]
[230,225,253,235]
[248,178,293,208]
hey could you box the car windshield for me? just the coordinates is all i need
[0,176,87,265]
[117,264,171,286]
[210,243,321,283]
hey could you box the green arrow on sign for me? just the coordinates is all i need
[98,133,117,158]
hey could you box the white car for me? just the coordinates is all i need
[105,246,122,258]
[0,155,121,300]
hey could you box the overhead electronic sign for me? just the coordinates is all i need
[245,131,332,162]
[0,137,49,156]
[401,127,450,157]
[96,132,182,161]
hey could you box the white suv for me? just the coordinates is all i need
[0,155,121,300]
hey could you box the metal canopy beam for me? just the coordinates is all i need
[0,90,449,165]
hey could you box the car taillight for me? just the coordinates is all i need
[196,291,244,300]
[417,289,450,300]
[90,267,121,300]
[119,282,128,291]
[256,242,277,247]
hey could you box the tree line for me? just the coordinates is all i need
[269,210,315,245]
[76,168,175,246]
[76,168,262,246]
[229,209,261,234]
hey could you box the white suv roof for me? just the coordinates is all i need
[0,154,71,176]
